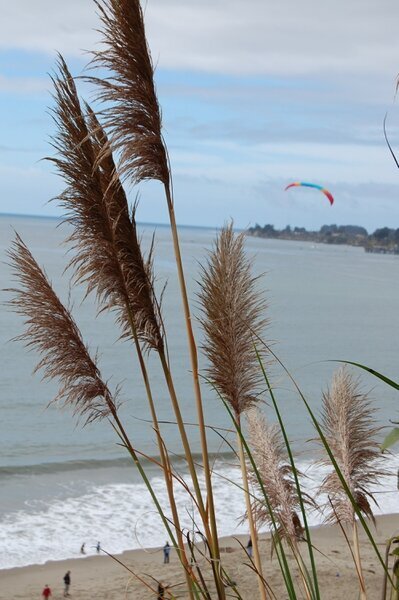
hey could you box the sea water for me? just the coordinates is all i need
[1,214,398,569]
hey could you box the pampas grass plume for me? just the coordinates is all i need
[7,235,117,424]
[199,223,268,418]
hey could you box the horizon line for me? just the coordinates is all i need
[0,211,224,231]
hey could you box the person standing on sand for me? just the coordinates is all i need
[42,584,52,598]
[163,541,170,564]
[96,541,101,553]
[63,570,71,596]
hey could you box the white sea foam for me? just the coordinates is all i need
[0,465,245,569]
[1,457,398,570]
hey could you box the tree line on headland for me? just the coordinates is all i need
[247,223,399,254]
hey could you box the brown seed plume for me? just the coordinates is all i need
[7,234,117,424]
[89,0,169,186]
[247,410,308,542]
[198,224,268,417]
[319,366,386,524]
[48,55,163,352]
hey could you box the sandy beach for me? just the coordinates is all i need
[1,513,398,599]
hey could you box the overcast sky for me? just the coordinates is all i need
[1,0,399,230]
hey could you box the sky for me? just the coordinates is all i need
[1,0,399,231]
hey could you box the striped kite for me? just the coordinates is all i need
[285,182,334,206]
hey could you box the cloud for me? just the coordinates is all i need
[1,0,399,77]
[2,0,399,230]
[0,1,97,57]
[0,164,61,215]
[0,75,49,94]
[145,0,399,77]
[0,144,43,153]
[168,138,399,186]
[185,116,386,148]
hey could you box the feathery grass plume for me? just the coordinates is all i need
[48,63,202,593]
[247,409,315,600]
[247,409,309,544]
[199,224,268,418]
[199,223,269,600]
[48,54,202,514]
[318,366,385,525]
[48,55,163,352]
[89,0,169,186]
[50,57,216,589]
[7,234,117,424]
[319,366,386,600]
[87,3,224,593]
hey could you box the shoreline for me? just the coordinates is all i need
[1,513,399,599]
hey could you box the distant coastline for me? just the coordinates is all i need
[247,223,399,254]
[3,213,397,253]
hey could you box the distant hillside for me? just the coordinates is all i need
[247,224,399,254]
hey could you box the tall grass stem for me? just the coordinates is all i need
[236,420,268,600]
[163,183,224,598]
[353,520,367,599]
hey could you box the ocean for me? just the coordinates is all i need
[1,214,398,570]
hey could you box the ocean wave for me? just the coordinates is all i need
[1,457,399,570]
[0,464,246,569]
[0,452,235,478]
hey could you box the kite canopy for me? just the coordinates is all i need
[285,182,334,205]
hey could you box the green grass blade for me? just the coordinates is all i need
[258,346,395,588]
[255,348,320,600]
[334,360,399,390]
[206,382,298,599]
[381,428,399,451]
[337,360,399,450]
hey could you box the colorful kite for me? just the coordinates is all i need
[284,182,334,206]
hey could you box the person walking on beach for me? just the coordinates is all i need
[246,537,253,558]
[163,541,170,564]
[80,542,86,554]
[96,541,101,554]
[42,584,52,598]
[63,570,71,596]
